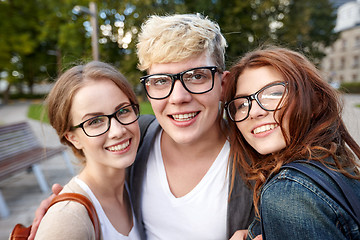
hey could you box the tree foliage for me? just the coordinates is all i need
[0,0,338,100]
[0,0,88,99]
[276,0,338,64]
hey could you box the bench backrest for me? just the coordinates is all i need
[0,122,41,161]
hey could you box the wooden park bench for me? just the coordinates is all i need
[0,121,74,218]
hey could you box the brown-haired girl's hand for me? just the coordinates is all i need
[27,184,63,240]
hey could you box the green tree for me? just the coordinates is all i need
[93,0,189,88]
[170,0,337,66]
[0,0,338,103]
[213,0,287,65]
[0,0,46,99]
[40,0,90,71]
[276,0,338,64]
[0,0,89,102]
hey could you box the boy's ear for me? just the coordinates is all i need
[220,70,230,101]
[65,131,83,150]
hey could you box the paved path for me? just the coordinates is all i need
[0,95,359,239]
[0,101,77,239]
[341,94,360,144]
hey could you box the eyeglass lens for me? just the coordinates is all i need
[227,83,286,122]
[143,67,215,99]
[82,105,139,137]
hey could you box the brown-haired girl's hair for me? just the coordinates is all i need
[223,46,360,215]
[46,61,138,164]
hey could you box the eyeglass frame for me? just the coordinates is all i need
[225,82,287,122]
[70,104,140,137]
[140,66,219,100]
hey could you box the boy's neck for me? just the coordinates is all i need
[160,125,227,197]
[161,122,226,159]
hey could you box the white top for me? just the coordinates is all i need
[142,130,230,240]
[75,177,141,240]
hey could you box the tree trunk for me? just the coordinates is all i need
[2,83,11,104]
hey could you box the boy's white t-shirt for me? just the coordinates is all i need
[75,177,141,240]
[142,130,230,240]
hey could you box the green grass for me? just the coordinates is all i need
[139,101,154,115]
[27,104,49,123]
[27,101,154,123]
[356,104,360,108]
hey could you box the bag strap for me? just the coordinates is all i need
[49,193,101,240]
[281,160,360,226]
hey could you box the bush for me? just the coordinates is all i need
[0,93,46,100]
[339,82,360,94]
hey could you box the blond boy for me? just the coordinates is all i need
[130,14,254,239]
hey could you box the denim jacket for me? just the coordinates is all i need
[247,162,360,240]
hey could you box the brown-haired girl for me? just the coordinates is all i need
[35,61,141,239]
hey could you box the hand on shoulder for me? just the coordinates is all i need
[28,184,63,240]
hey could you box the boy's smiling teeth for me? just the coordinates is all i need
[107,140,130,152]
[172,112,197,121]
[253,124,278,134]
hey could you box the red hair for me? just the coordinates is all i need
[223,46,360,215]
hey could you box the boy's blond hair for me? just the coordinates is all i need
[137,13,227,72]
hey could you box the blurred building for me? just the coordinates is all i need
[322,0,360,84]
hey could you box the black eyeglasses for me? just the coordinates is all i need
[225,82,287,122]
[140,66,219,100]
[71,104,140,137]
